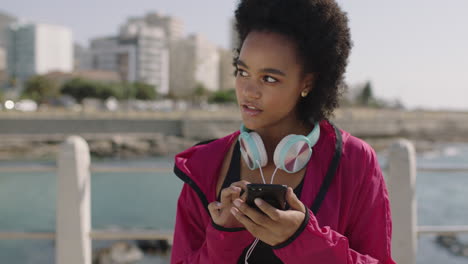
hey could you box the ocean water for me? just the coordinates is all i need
[0,144,467,263]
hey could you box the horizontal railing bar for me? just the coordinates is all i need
[1,166,465,174]
[0,230,174,241]
[417,168,468,173]
[90,230,173,241]
[418,225,468,236]
[90,167,173,173]
[4,226,468,242]
[0,232,55,240]
[0,166,56,173]
[0,166,173,173]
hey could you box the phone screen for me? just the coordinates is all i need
[245,184,287,211]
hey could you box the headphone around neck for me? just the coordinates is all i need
[238,122,320,173]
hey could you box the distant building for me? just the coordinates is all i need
[89,36,137,83]
[0,11,17,48]
[144,12,184,42]
[125,12,184,42]
[0,46,6,89]
[44,70,121,85]
[120,12,183,96]
[74,43,93,71]
[170,34,220,97]
[120,21,169,94]
[0,69,6,87]
[218,47,235,91]
[0,11,17,87]
[7,23,73,85]
[0,46,5,71]
[89,21,169,95]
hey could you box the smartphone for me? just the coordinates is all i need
[246,184,287,211]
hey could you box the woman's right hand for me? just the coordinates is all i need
[208,180,250,228]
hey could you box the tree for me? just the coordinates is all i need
[194,83,209,98]
[165,91,178,100]
[357,81,374,106]
[61,78,124,102]
[61,78,98,103]
[192,83,211,103]
[132,82,157,100]
[96,82,124,100]
[22,75,60,103]
[208,89,237,103]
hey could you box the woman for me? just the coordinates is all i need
[171,0,396,263]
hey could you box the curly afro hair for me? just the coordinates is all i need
[234,0,352,123]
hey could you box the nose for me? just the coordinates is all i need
[239,79,261,99]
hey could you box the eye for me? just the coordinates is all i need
[238,69,249,77]
[263,76,278,83]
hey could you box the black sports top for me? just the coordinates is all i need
[217,141,303,263]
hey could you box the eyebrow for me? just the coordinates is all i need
[235,59,286,77]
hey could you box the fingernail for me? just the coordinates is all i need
[254,198,262,206]
[216,202,222,207]
[233,199,241,207]
[239,189,245,196]
[230,207,237,215]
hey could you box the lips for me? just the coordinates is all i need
[241,103,263,116]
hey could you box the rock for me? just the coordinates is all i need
[165,135,196,154]
[436,234,457,248]
[462,246,468,257]
[120,137,151,155]
[89,140,114,157]
[449,243,463,256]
[136,239,171,255]
[111,135,124,148]
[110,242,144,263]
[0,140,58,160]
[148,134,169,155]
[435,234,468,258]
[93,241,143,264]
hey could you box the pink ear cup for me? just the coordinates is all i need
[273,135,312,173]
[273,135,295,166]
[284,142,311,172]
[239,131,268,170]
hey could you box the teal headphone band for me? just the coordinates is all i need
[238,122,320,173]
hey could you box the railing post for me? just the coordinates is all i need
[56,136,91,264]
[387,139,417,264]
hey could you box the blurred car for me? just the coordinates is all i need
[14,99,38,112]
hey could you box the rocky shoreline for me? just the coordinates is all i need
[0,133,461,161]
[2,108,468,160]
[0,134,197,161]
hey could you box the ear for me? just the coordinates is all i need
[302,73,316,92]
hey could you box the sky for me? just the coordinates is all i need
[2,0,468,111]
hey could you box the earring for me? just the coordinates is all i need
[301,90,309,98]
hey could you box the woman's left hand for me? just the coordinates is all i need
[230,187,306,246]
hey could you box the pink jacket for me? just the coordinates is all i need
[171,121,396,263]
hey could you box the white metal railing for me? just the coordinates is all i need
[417,226,468,236]
[0,232,55,240]
[413,166,468,238]
[0,165,172,173]
[0,231,173,242]
[0,136,467,264]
